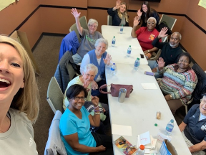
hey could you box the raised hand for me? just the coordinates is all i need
[91,96,99,107]
[137,9,142,17]
[158,27,168,38]
[103,53,112,65]
[71,8,81,19]
[157,57,165,70]
[115,0,121,9]
[133,16,140,27]
[91,81,98,90]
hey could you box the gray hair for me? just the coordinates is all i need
[147,17,157,25]
[88,19,98,27]
[83,63,98,75]
[95,38,108,49]
[172,32,182,40]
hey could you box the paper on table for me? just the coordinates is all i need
[137,131,151,145]
[141,83,157,89]
[112,124,132,136]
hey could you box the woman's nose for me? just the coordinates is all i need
[0,61,9,73]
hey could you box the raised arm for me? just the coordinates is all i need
[88,96,100,127]
[64,133,105,153]
[71,8,83,36]
[131,16,140,38]
[107,0,121,16]
[152,27,168,48]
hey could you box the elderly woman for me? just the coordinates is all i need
[60,84,113,155]
[107,0,129,26]
[63,64,108,122]
[131,17,160,59]
[157,53,198,114]
[179,94,206,155]
[136,1,159,27]
[80,38,112,103]
[71,8,103,64]
[0,36,39,154]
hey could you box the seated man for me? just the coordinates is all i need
[71,8,103,64]
[179,94,206,155]
[148,27,183,77]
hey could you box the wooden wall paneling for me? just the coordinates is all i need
[186,0,206,30]
[18,9,41,48]
[180,19,206,70]
[0,0,39,35]
[128,0,189,14]
[40,0,87,8]
[40,7,87,34]
[88,0,118,8]
[87,9,108,33]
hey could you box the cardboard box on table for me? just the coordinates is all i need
[10,31,40,75]
[165,140,178,155]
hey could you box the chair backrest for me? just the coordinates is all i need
[107,15,112,25]
[44,110,67,155]
[69,16,88,43]
[47,77,64,113]
[159,14,177,42]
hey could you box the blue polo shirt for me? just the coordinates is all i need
[183,104,206,146]
[59,107,96,155]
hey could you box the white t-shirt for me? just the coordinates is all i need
[0,108,38,155]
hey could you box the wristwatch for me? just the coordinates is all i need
[148,50,150,53]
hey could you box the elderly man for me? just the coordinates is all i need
[179,94,206,155]
[148,27,183,76]
[71,8,103,64]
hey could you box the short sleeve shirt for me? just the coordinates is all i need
[77,29,102,58]
[59,107,96,155]
[183,104,206,145]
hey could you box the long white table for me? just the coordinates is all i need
[101,25,148,65]
[105,64,191,155]
[101,25,191,154]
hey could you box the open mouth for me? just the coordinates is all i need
[0,78,11,88]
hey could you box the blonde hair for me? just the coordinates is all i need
[117,2,129,23]
[0,35,39,123]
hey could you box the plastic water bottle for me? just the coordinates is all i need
[112,36,116,47]
[110,63,116,76]
[134,58,140,70]
[165,119,174,135]
[136,145,145,155]
[127,45,132,57]
[120,25,123,34]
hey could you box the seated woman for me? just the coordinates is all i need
[131,17,159,59]
[179,94,206,155]
[0,36,39,154]
[136,1,159,27]
[71,8,103,64]
[80,38,112,103]
[60,84,113,155]
[157,53,198,114]
[63,64,107,122]
[107,0,129,26]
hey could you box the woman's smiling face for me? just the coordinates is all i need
[0,43,24,104]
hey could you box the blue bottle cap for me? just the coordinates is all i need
[170,119,174,123]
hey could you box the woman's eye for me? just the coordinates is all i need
[11,63,20,67]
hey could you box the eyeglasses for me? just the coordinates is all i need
[178,59,189,63]
[170,37,179,41]
[73,97,86,101]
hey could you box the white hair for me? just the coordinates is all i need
[172,32,182,40]
[95,38,108,49]
[83,63,98,75]
[147,17,157,25]
[88,19,98,27]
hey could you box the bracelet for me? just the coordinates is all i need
[148,50,150,53]
[95,112,100,115]
[94,110,100,112]
[94,106,99,109]
[169,94,172,99]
